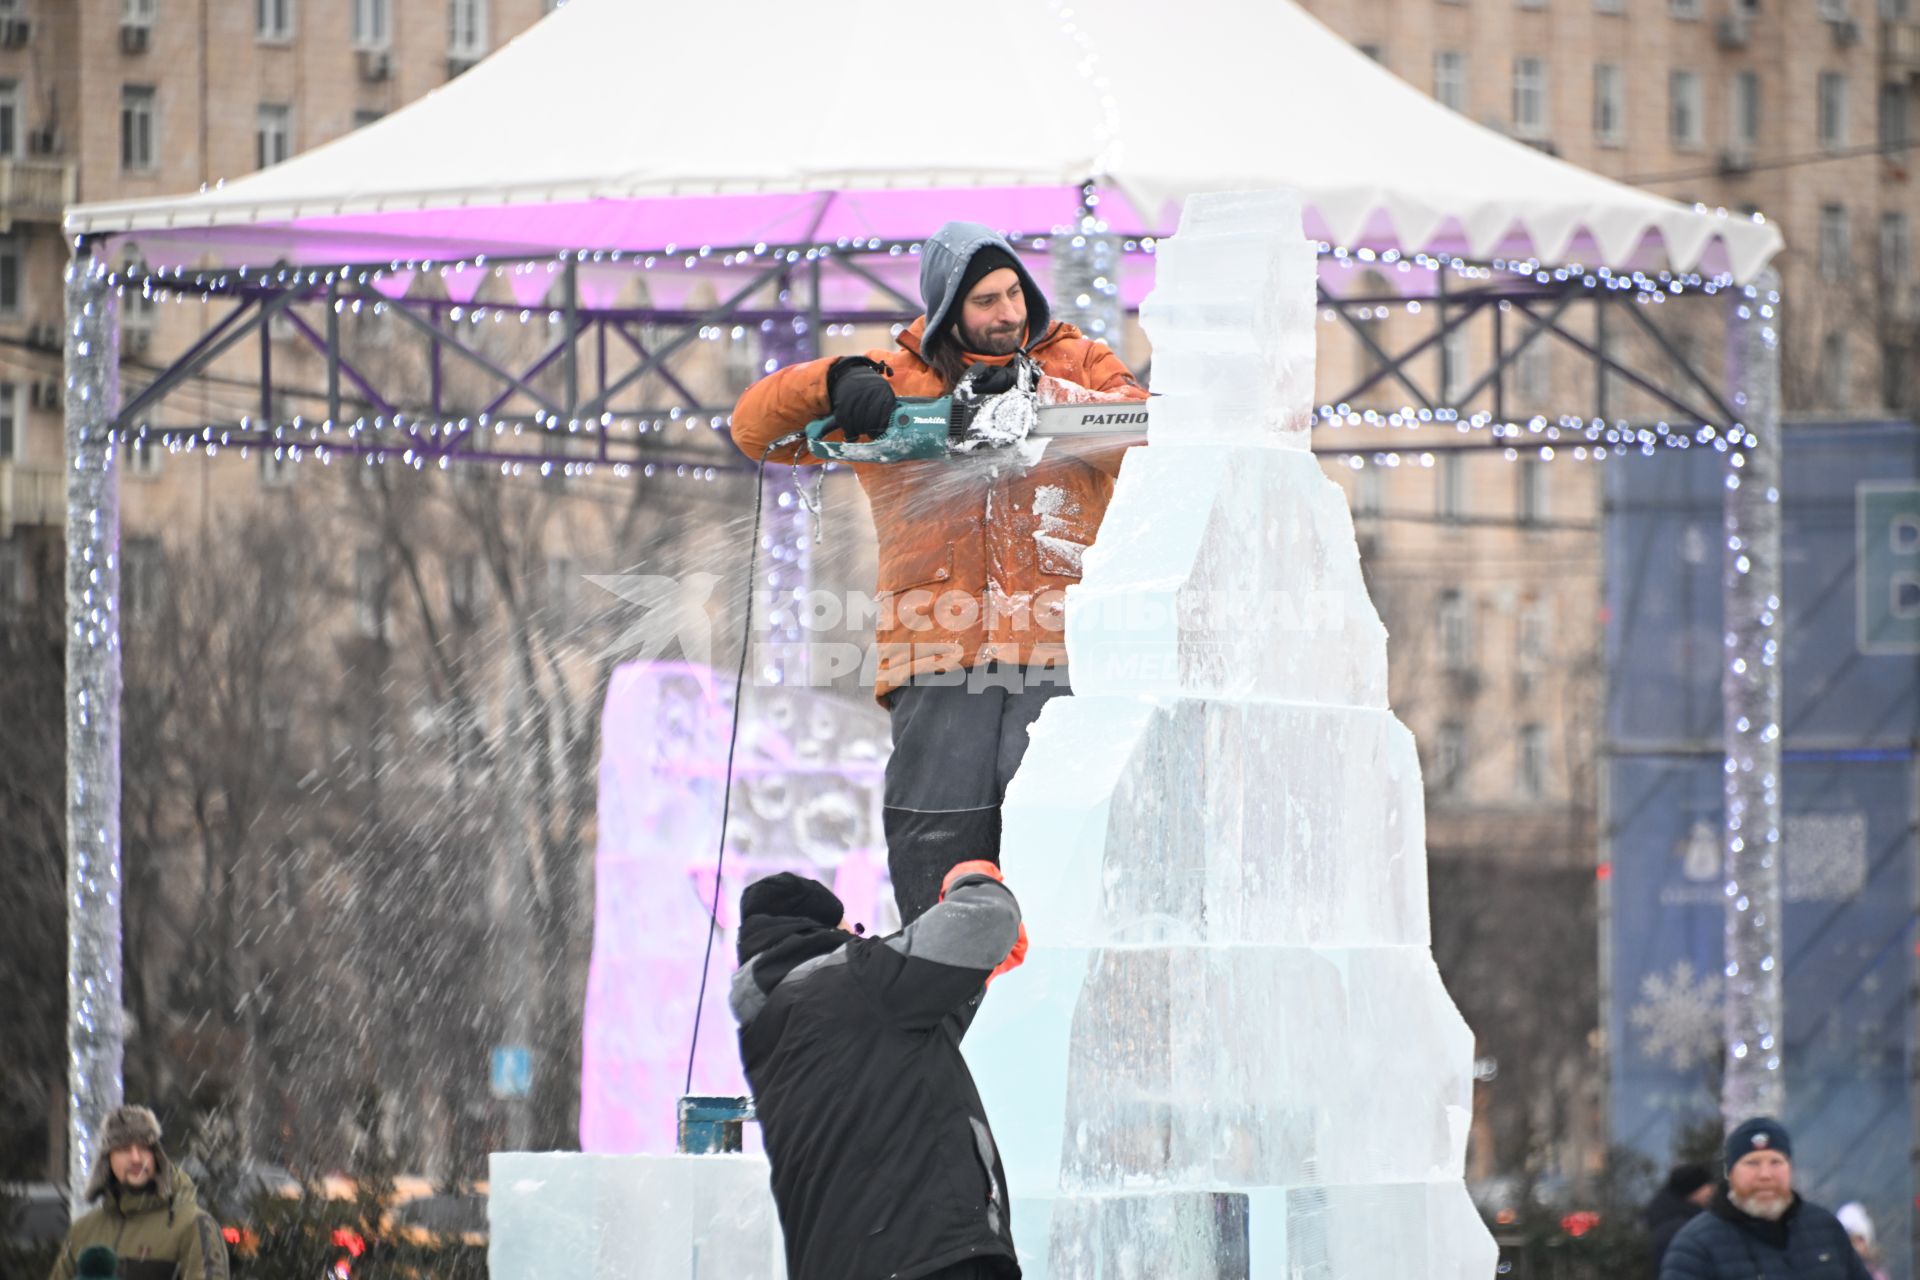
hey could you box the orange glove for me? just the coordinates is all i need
[940,859,1005,898]
[988,923,1029,985]
[939,861,1028,985]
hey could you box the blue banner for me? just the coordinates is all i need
[1606,421,1919,1279]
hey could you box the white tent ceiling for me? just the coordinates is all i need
[66,0,1783,282]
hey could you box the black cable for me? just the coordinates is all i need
[683,433,801,1097]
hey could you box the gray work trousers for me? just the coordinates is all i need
[883,665,1072,925]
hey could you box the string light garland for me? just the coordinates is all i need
[81,234,1766,480]
[62,257,125,1211]
[1719,266,1785,1125]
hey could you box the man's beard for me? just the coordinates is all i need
[958,319,1024,356]
[1730,1189,1790,1221]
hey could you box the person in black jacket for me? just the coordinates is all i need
[731,862,1028,1280]
[1645,1163,1714,1272]
[1659,1117,1873,1280]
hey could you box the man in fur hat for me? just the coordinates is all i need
[47,1104,228,1280]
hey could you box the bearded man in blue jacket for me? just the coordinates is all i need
[1659,1117,1872,1280]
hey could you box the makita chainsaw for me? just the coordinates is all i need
[803,360,1150,463]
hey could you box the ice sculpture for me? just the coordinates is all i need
[579,662,891,1155]
[490,1153,784,1278]
[964,190,1498,1277]
[495,191,1494,1279]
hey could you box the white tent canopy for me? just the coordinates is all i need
[66,0,1782,282]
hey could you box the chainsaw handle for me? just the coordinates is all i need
[804,413,858,462]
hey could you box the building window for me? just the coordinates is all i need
[1438,452,1466,522]
[1434,50,1468,112]
[1730,71,1760,151]
[1519,724,1549,800]
[1819,0,1849,17]
[1441,326,1473,402]
[1518,599,1551,669]
[1436,722,1467,798]
[449,0,487,57]
[121,86,157,171]
[128,435,164,477]
[1882,213,1910,310]
[1356,42,1386,66]
[1353,466,1383,518]
[1821,331,1851,406]
[1515,338,1551,401]
[0,380,15,459]
[355,548,386,638]
[1671,0,1701,15]
[353,0,391,49]
[1593,64,1624,145]
[259,447,293,487]
[256,103,291,170]
[1517,457,1550,524]
[1881,84,1908,153]
[1819,204,1851,281]
[1513,57,1548,139]
[1440,589,1473,670]
[0,239,19,314]
[1819,72,1848,151]
[1669,70,1703,149]
[1595,0,1625,13]
[353,108,385,129]
[0,542,22,615]
[0,81,17,157]
[257,0,293,40]
[124,538,164,628]
[122,0,156,25]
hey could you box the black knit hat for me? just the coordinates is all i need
[77,1248,117,1280]
[1662,1163,1712,1197]
[945,246,1022,338]
[740,872,843,928]
[1724,1116,1792,1171]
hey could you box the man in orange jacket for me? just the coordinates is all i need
[732,221,1148,924]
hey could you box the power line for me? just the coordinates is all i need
[1621,135,1920,186]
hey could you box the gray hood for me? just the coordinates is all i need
[918,221,1050,352]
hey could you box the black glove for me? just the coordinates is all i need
[961,362,1022,399]
[826,357,897,441]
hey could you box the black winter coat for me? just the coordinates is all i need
[1659,1189,1872,1280]
[1645,1187,1705,1272]
[730,873,1023,1280]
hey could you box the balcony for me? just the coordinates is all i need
[1886,21,1920,81]
[0,462,64,535]
[0,158,77,233]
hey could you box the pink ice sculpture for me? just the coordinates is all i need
[579,661,891,1154]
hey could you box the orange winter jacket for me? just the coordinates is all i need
[731,316,1149,702]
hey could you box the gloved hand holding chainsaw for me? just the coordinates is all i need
[731,221,1149,928]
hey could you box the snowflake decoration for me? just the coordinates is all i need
[1630,960,1724,1071]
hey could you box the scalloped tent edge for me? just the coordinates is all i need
[62,0,1783,283]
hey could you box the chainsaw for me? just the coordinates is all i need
[802,360,1150,463]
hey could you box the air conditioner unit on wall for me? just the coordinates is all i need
[30,379,60,410]
[357,48,391,81]
[1714,14,1748,48]
[1832,16,1861,45]
[119,23,150,55]
[28,126,61,156]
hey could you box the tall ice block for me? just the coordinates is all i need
[966,190,1498,1277]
